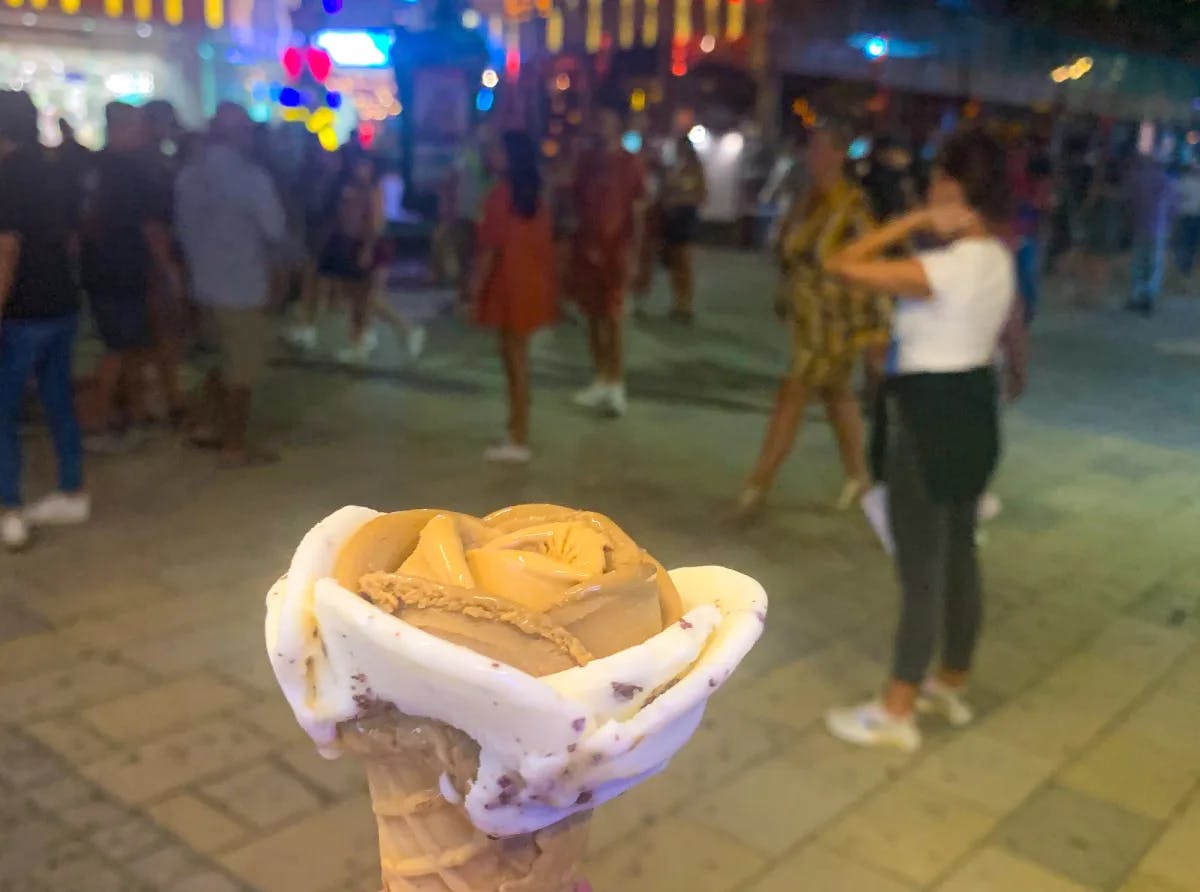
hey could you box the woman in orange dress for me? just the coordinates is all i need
[470,131,557,463]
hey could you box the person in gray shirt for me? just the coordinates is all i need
[175,102,286,466]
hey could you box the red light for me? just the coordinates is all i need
[306,47,332,84]
[672,61,687,77]
[358,122,376,149]
[505,47,521,80]
[281,47,303,80]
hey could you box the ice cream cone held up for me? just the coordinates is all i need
[266,503,766,891]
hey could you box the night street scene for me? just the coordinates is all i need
[1,0,1200,890]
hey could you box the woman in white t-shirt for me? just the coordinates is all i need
[822,129,1016,751]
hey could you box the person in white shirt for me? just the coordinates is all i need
[821,129,1016,752]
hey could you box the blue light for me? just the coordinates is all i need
[322,0,343,12]
[865,36,889,59]
[268,82,282,102]
[621,131,643,153]
[848,136,872,160]
[475,88,495,112]
[278,87,302,108]
[326,90,343,110]
[250,81,269,102]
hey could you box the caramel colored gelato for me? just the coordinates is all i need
[265,503,766,891]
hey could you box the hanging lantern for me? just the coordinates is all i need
[318,127,339,152]
[586,0,602,52]
[726,0,744,41]
[547,7,564,52]
[643,0,658,47]
[619,0,635,48]
[204,0,224,29]
[134,0,151,20]
[163,0,182,24]
[505,21,521,80]
[104,0,122,17]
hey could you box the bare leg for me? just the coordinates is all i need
[668,245,694,316]
[882,679,920,718]
[823,382,869,485]
[585,315,606,380]
[747,377,809,492]
[87,352,123,432]
[603,316,623,383]
[500,330,530,445]
[346,279,371,343]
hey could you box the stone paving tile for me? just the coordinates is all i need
[218,797,377,892]
[996,784,1162,890]
[146,794,249,855]
[80,718,273,804]
[81,674,249,742]
[278,743,368,800]
[129,844,209,887]
[910,730,1057,814]
[0,658,150,723]
[1131,793,1200,891]
[122,619,265,677]
[818,777,998,887]
[1119,872,1194,892]
[936,846,1098,892]
[89,813,170,861]
[684,730,905,857]
[1059,726,1200,821]
[584,815,767,892]
[26,715,121,765]
[32,841,131,892]
[741,842,917,892]
[201,761,323,830]
[171,870,251,892]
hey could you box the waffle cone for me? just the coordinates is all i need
[341,711,589,892]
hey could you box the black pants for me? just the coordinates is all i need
[888,413,982,685]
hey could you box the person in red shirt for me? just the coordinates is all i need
[470,131,557,464]
[570,107,646,417]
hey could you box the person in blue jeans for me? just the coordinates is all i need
[0,90,90,550]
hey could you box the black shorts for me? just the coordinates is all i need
[317,234,370,281]
[90,292,152,351]
[661,206,699,247]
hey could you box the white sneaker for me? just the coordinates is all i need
[917,678,974,727]
[336,330,378,366]
[860,484,895,555]
[978,492,1003,523]
[25,492,91,527]
[483,441,532,464]
[284,324,318,351]
[406,326,427,359]
[2,511,30,551]
[826,700,921,752]
[572,380,610,409]
[602,382,627,418]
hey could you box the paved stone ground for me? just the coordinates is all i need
[2,249,1199,892]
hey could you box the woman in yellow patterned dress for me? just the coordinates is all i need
[737,126,891,518]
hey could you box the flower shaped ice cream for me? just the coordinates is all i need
[265,503,766,838]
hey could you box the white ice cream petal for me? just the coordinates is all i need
[265,507,767,837]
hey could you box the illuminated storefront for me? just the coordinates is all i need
[0,0,286,145]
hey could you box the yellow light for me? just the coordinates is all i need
[1078,56,1093,73]
[318,127,339,152]
[535,0,551,16]
[542,139,559,157]
[282,107,310,123]
[547,7,563,52]
[643,0,658,46]
[630,88,646,112]
[674,0,691,43]
[725,0,744,41]
[1051,66,1069,83]
[164,0,182,23]
[306,107,334,133]
[32,0,49,8]
[204,0,224,29]
[134,0,151,19]
[555,72,571,91]
[586,0,602,52]
[619,0,635,48]
[704,0,719,42]
[6,0,24,8]
[60,0,79,11]
[104,0,122,17]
